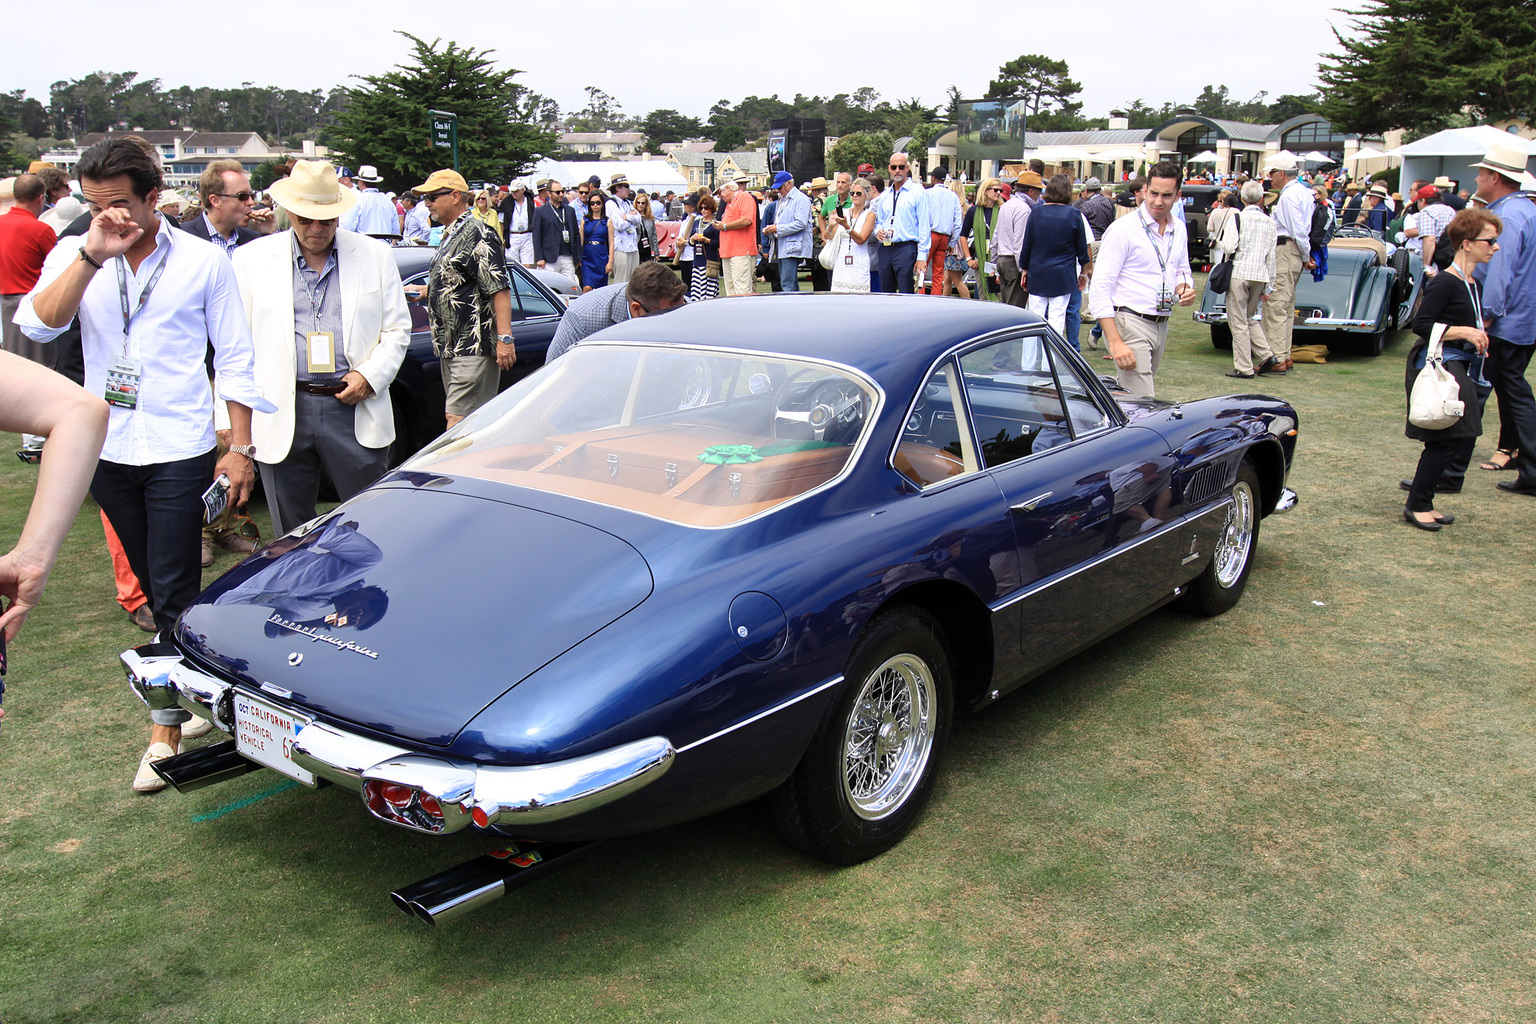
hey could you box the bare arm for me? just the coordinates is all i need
[0,351,109,642]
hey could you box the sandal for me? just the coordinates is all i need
[1480,448,1517,471]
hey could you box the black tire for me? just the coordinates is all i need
[770,606,953,865]
[1355,328,1387,357]
[1211,323,1233,351]
[1182,460,1261,617]
[1389,247,1412,309]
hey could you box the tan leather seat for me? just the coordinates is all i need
[1330,236,1387,266]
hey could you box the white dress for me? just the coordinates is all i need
[830,209,874,293]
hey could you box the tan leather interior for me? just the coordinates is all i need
[895,442,965,487]
[1330,236,1388,266]
[426,425,853,527]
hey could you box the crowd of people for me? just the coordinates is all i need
[1,130,1533,755]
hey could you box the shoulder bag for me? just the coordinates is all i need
[820,216,847,270]
[1207,210,1241,293]
[1408,323,1464,429]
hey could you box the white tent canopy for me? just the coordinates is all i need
[1301,150,1334,164]
[1384,126,1536,196]
[524,158,689,195]
[1344,146,1388,163]
[1189,150,1219,163]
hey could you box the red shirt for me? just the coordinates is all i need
[0,207,57,295]
[718,190,758,259]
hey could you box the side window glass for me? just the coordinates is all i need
[511,270,560,318]
[895,361,971,487]
[1047,347,1113,436]
[405,273,429,334]
[958,335,1072,468]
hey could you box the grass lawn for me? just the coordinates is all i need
[3,289,1535,1023]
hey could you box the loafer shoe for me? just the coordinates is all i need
[132,741,177,793]
[1496,479,1536,496]
[181,716,215,740]
[128,604,156,632]
[200,536,215,568]
[1399,479,1461,494]
[1225,370,1255,379]
[1403,508,1441,532]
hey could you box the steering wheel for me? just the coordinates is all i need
[772,368,866,442]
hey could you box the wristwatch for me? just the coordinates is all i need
[228,444,257,460]
[497,334,514,346]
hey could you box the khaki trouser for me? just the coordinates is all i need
[722,254,756,296]
[1263,239,1305,362]
[1227,278,1274,374]
[1113,310,1169,399]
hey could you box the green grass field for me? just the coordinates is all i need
[3,294,1535,1023]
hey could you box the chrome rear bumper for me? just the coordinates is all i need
[121,644,675,835]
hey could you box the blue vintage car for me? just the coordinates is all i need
[124,295,1298,924]
[1194,225,1422,356]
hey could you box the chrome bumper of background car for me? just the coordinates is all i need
[122,645,676,836]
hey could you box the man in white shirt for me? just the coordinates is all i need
[922,166,962,295]
[500,182,536,268]
[16,137,275,791]
[340,165,401,238]
[1088,161,1195,398]
[605,174,643,283]
[1263,152,1316,372]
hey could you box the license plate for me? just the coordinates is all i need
[233,690,315,785]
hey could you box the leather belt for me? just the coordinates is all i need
[509,230,532,234]
[1276,235,1292,245]
[1115,306,1169,323]
[297,380,347,396]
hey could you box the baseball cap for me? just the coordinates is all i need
[771,171,793,189]
[413,169,470,194]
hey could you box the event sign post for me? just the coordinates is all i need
[430,109,459,173]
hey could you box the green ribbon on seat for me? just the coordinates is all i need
[697,444,763,465]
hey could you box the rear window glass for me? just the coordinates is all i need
[402,344,880,526]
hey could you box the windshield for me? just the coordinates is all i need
[401,344,880,527]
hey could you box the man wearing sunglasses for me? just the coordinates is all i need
[182,160,260,256]
[533,180,581,287]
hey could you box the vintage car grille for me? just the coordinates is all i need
[1182,462,1232,507]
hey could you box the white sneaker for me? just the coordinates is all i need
[132,741,177,793]
[181,716,215,740]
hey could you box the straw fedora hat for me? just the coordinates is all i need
[269,160,358,220]
[1471,143,1536,187]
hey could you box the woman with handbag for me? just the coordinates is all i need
[634,193,659,263]
[960,177,1004,301]
[1401,208,1501,531]
[675,193,698,294]
[828,178,876,294]
[687,193,721,303]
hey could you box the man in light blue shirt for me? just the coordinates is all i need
[401,194,430,243]
[342,166,402,238]
[764,172,812,292]
[872,152,930,293]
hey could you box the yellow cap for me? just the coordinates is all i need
[413,169,471,194]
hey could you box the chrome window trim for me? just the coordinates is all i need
[888,325,1125,490]
[411,342,886,532]
[988,497,1232,613]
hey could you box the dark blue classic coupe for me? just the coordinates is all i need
[125,295,1298,923]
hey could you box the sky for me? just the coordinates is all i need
[6,0,1358,129]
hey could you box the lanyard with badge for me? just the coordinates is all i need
[1141,214,1176,313]
[298,249,338,375]
[107,233,171,409]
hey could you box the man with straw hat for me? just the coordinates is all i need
[230,160,410,537]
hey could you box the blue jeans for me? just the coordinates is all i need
[1065,286,1083,351]
[92,449,217,726]
[778,257,801,292]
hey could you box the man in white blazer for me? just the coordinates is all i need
[232,160,410,536]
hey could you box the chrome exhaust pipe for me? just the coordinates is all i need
[390,841,597,925]
[152,739,263,792]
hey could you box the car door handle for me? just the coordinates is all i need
[1010,492,1052,514]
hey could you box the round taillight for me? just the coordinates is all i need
[380,782,414,806]
[471,806,490,829]
[417,793,443,817]
[364,785,387,814]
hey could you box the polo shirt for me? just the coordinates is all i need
[719,191,759,259]
[0,207,58,294]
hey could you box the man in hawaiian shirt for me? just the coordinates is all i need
[404,170,513,428]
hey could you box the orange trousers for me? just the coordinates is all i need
[101,510,147,613]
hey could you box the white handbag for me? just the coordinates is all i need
[819,225,847,270]
[1408,323,1464,429]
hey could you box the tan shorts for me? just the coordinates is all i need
[441,351,500,417]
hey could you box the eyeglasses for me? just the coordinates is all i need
[1472,236,1500,244]
[551,189,566,195]
[633,298,682,316]
[421,191,453,202]
[889,164,906,171]
[215,191,256,202]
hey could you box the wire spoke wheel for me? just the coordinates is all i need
[841,654,936,821]
[1213,478,1255,588]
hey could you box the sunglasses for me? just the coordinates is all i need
[850,190,865,196]
[215,191,257,202]
[551,189,566,195]
[421,191,452,202]
[1472,236,1500,244]
[889,164,906,171]
[986,186,1003,193]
